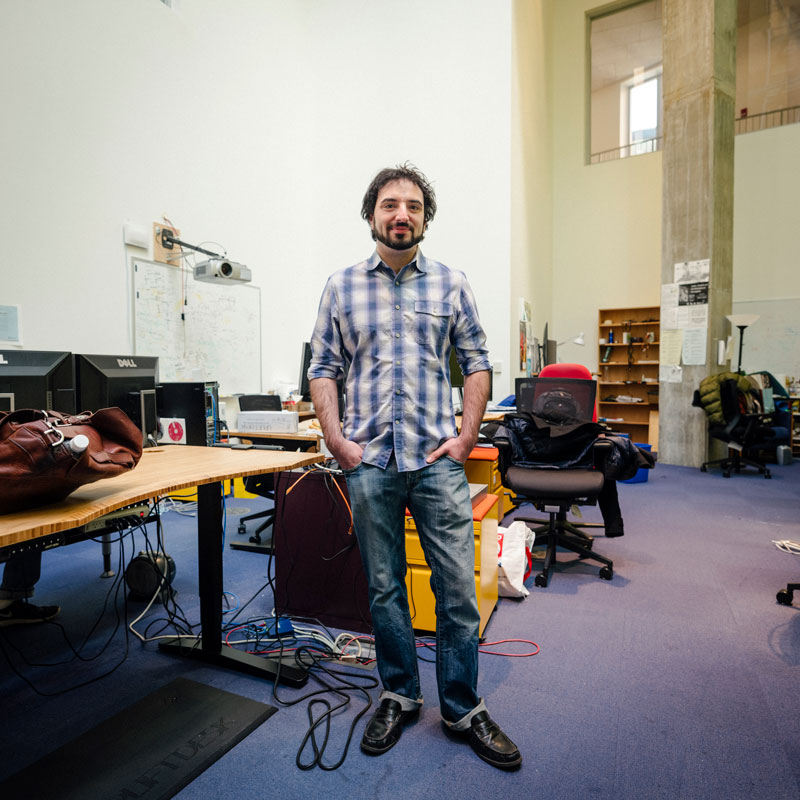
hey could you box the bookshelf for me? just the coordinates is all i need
[597,306,660,448]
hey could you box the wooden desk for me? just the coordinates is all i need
[0,445,323,686]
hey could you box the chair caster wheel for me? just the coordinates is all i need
[765,473,772,479]
[237,523,246,535]
[777,590,793,605]
[723,472,731,478]
[700,465,707,472]
[534,573,549,588]
[599,566,613,580]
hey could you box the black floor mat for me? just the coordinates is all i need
[0,677,277,800]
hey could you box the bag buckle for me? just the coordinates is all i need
[43,419,66,447]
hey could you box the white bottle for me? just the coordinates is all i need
[67,434,90,457]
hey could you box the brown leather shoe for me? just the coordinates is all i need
[447,711,522,770]
[360,699,418,755]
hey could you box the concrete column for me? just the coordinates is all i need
[659,0,737,466]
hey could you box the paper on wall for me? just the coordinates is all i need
[682,327,707,365]
[674,259,710,283]
[661,283,679,330]
[660,364,683,383]
[717,339,726,365]
[725,335,734,361]
[0,305,22,345]
[677,303,708,327]
[660,329,683,366]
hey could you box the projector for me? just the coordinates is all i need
[193,259,252,284]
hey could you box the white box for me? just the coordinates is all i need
[237,410,299,434]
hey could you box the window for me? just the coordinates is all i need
[736,0,800,134]
[589,0,663,164]
[624,68,662,155]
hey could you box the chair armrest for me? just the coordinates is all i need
[591,438,613,470]
[495,439,513,481]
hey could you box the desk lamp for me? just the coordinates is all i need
[557,332,585,347]
[726,314,759,374]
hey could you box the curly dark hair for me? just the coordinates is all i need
[360,162,437,225]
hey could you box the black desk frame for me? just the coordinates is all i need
[157,481,308,687]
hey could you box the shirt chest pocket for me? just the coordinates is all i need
[413,300,453,347]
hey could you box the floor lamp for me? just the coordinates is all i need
[726,314,759,374]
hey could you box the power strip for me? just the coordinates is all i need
[84,502,151,533]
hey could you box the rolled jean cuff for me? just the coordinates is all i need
[443,698,487,732]
[379,690,423,713]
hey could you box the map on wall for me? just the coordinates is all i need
[132,259,261,395]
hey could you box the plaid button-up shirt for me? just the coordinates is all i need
[308,250,490,472]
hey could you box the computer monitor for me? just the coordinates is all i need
[515,376,596,420]
[544,339,558,367]
[299,341,345,419]
[449,349,464,389]
[449,350,493,403]
[75,354,159,445]
[0,350,76,413]
[298,342,313,402]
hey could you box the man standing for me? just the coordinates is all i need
[308,164,520,769]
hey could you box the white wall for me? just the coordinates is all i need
[0,0,512,399]
[733,123,800,302]
[511,0,553,382]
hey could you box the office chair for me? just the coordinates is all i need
[746,371,793,462]
[694,377,779,478]
[776,581,800,606]
[495,374,614,587]
[515,363,610,543]
[235,394,283,551]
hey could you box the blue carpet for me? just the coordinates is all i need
[1,462,798,799]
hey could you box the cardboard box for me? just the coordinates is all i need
[237,410,299,433]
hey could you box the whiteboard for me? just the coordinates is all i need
[132,259,261,394]
[732,296,800,378]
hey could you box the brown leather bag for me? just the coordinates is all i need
[0,408,143,515]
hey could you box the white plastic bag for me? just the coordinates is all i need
[497,520,533,598]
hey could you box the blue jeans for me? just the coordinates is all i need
[0,550,42,602]
[344,453,483,726]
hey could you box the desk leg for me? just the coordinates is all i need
[158,480,307,687]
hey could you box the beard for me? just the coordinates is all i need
[372,224,425,251]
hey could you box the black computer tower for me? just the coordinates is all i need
[157,381,220,446]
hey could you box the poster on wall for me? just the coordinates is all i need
[519,299,532,372]
[0,305,22,346]
[519,321,527,371]
[661,259,709,366]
